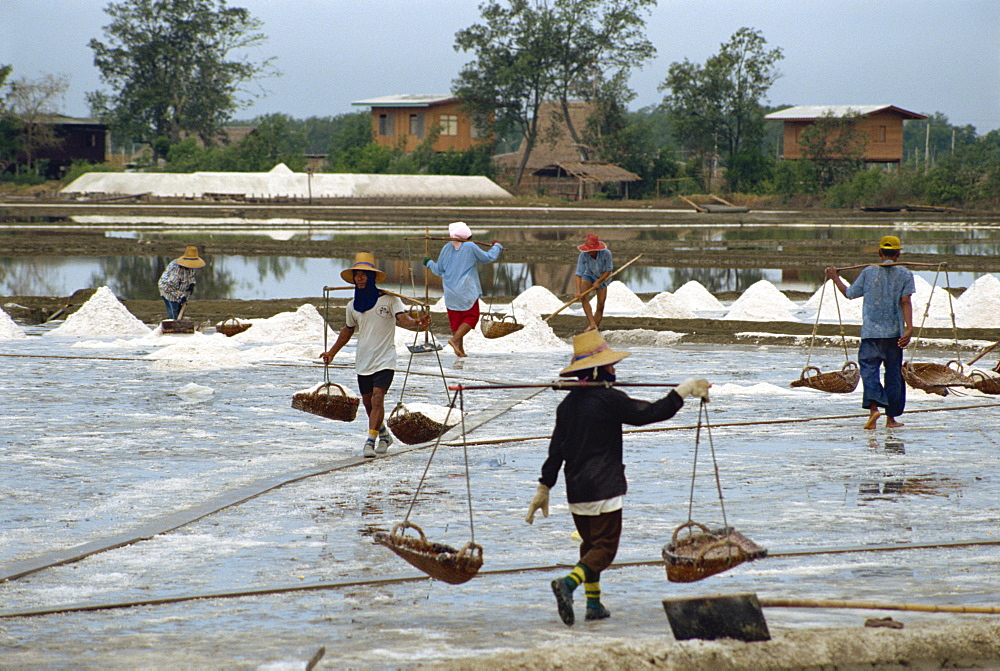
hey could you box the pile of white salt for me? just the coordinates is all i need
[0,307,28,340]
[723,280,798,322]
[603,281,645,314]
[956,273,1000,328]
[672,280,726,312]
[510,285,564,315]
[640,292,697,319]
[46,286,151,337]
[232,303,336,343]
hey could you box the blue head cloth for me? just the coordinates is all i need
[575,367,617,384]
[353,271,380,313]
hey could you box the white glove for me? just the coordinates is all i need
[525,483,550,524]
[675,378,711,400]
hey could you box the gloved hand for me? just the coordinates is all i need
[423,257,431,267]
[525,483,550,524]
[675,378,711,400]
[179,295,188,305]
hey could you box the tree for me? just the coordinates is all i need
[88,0,274,159]
[902,111,977,169]
[4,73,69,172]
[659,27,782,191]
[798,111,867,189]
[454,0,656,188]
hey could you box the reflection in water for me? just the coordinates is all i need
[89,255,238,300]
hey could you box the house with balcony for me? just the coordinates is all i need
[351,94,485,153]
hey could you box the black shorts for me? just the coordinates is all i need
[357,369,394,395]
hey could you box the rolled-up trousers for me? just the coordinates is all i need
[571,508,622,577]
[858,337,906,418]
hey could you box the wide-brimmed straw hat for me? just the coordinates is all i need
[448,221,472,240]
[559,330,631,376]
[879,235,902,250]
[340,252,388,283]
[175,245,206,269]
[578,234,607,252]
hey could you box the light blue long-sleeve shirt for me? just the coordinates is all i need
[427,241,503,311]
[846,263,915,338]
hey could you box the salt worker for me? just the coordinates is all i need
[574,234,613,332]
[826,235,914,430]
[321,252,430,458]
[423,221,502,357]
[157,245,205,319]
[525,330,710,626]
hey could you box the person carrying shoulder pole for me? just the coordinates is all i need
[525,330,711,626]
[575,234,613,332]
[423,221,502,357]
[321,252,430,458]
[826,235,914,430]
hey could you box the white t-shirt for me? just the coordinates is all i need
[345,294,404,376]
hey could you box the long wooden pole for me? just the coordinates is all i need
[450,380,678,391]
[544,253,644,322]
[404,236,494,248]
[834,261,947,271]
[760,597,1000,615]
[966,338,1000,366]
[323,286,430,307]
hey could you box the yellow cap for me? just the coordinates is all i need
[879,235,901,250]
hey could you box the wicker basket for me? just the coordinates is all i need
[216,317,252,337]
[374,521,483,585]
[662,521,767,584]
[970,371,1000,395]
[789,361,860,393]
[480,314,524,339]
[291,382,359,422]
[387,405,456,445]
[902,361,975,397]
[161,319,195,334]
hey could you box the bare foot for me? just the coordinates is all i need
[863,410,881,430]
[448,338,467,357]
[886,418,904,428]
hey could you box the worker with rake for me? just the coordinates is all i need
[575,234,613,332]
[423,221,503,357]
[826,235,914,430]
[321,253,430,458]
[525,330,710,626]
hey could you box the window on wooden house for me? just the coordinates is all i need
[874,125,887,143]
[409,113,424,139]
[440,115,458,136]
[378,114,393,136]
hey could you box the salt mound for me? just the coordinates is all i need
[804,279,851,309]
[46,286,151,337]
[430,297,487,313]
[604,281,645,314]
[730,280,798,312]
[604,329,684,347]
[672,281,725,311]
[461,306,568,354]
[511,285,564,315]
[640,292,697,319]
[810,286,864,322]
[0,306,28,340]
[956,274,1000,328]
[724,281,798,321]
[396,402,461,425]
[231,303,335,343]
[911,276,956,327]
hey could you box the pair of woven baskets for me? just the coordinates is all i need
[480,314,524,339]
[790,361,860,393]
[901,361,976,397]
[374,521,483,584]
[216,317,252,337]
[386,405,456,445]
[291,382,360,422]
[970,371,1000,395]
[662,521,767,583]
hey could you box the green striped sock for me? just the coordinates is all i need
[564,563,587,590]
[584,581,601,608]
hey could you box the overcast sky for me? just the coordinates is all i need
[2,0,998,132]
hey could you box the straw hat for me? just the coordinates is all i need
[448,221,472,240]
[578,234,607,252]
[341,252,388,283]
[175,245,205,269]
[559,330,631,376]
[879,235,902,250]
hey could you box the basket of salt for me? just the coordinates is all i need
[789,361,860,393]
[480,313,525,339]
[662,521,767,584]
[387,403,457,445]
[291,382,359,422]
[374,521,483,585]
[970,371,1000,395]
[901,361,975,397]
[216,317,252,337]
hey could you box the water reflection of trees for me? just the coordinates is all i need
[668,267,765,293]
[0,258,66,296]
[90,256,237,299]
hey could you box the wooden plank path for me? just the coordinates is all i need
[0,387,543,584]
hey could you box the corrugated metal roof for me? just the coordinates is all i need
[351,94,456,108]
[765,105,926,120]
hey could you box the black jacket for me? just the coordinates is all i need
[540,387,685,504]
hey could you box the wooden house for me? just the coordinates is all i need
[29,115,107,177]
[765,105,926,167]
[351,94,485,153]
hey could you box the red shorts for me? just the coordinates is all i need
[447,303,480,332]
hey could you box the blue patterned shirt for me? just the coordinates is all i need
[575,249,613,287]
[845,263,915,338]
[157,261,197,302]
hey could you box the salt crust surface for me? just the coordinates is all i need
[395,402,461,425]
[604,329,684,347]
[510,285,564,315]
[640,292,697,319]
[46,286,151,337]
[296,381,359,398]
[0,307,27,340]
[672,280,725,311]
[603,280,645,313]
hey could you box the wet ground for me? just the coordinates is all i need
[1,322,999,668]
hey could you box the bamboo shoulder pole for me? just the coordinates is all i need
[323,286,430,307]
[834,261,947,271]
[403,236,494,248]
[759,597,1000,615]
[966,338,1000,367]
[545,253,644,322]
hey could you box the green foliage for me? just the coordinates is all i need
[88,0,274,158]
[160,114,306,172]
[823,168,888,208]
[62,160,121,184]
[902,111,977,167]
[726,148,774,193]
[0,170,45,185]
[762,160,818,200]
[797,111,867,188]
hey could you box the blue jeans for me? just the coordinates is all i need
[858,338,905,418]
[162,298,183,319]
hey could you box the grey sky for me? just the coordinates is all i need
[2,0,998,132]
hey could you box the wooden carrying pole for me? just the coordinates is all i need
[759,597,1000,615]
[323,286,430,307]
[544,253,644,322]
[404,236,494,248]
[834,261,947,271]
[966,338,1000,367]
[450,381,678,391]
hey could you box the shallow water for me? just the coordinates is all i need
[1,321,998,667]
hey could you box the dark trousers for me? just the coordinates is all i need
[571,508,622,577]
[162,298,183,320]
[858,337,906,418]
